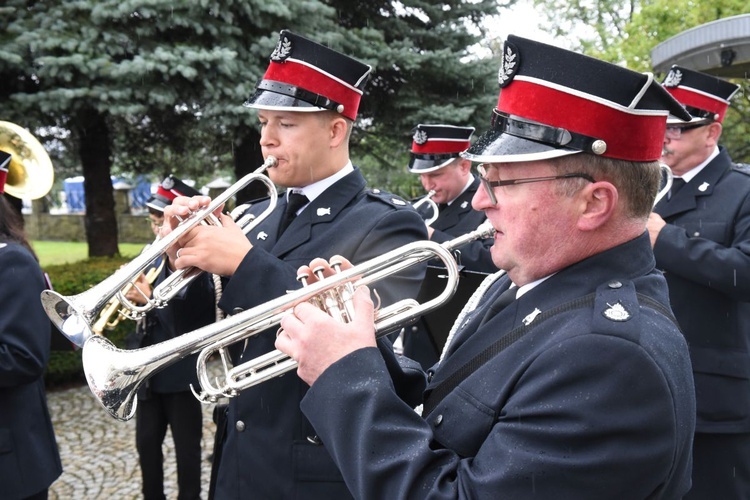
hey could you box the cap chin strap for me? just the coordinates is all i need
[492,110,608,156]
[256,80,345,114]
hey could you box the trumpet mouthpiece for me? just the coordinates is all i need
[265,155,278,168]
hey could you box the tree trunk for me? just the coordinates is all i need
[74,107,119,257]
[232,125,267,205]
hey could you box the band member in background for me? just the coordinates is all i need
[160,30,427,499]
[649,67,749,500]
[125,175,208,500]
[404,124,495,367]
[0,151,63,499]
[276,35,697,499]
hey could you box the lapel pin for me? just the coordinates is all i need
[257,231,268,240]
[522,308,542,326]
[698,182,709,192]
[317,207,331,216]
[460,201,468,209]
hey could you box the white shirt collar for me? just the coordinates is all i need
[679,146,719,184]
[446,175,475,206]
[286,161,354,210]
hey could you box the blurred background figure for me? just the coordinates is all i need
[404,124,495,368]
[125,174,208,500]
[0,150,63,500]
[649,66,749,500]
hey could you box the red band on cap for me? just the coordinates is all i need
[498,80,668,162]
[666,87,728,123]
[264,60,363,120]
[0,169,7,194]
[411,139,471,155]
[155,185,193,202]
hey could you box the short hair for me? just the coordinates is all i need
[549,153,660,219]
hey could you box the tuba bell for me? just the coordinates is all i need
[0,121,55,200]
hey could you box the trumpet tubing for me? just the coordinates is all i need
[412,190,439,226]
[80,222,496,421]
[41,156,279,348]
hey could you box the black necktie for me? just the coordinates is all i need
[438,203,449,211]
[479,286,517,326]
[669,178,686,201]
[278,191,309,235]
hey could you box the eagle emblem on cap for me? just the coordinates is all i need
[413,129,428,145]
[162,177,174,189]
[498,42,519,88]
[270,35,293,62]
[663,69,682,88]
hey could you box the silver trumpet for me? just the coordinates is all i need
[412,190,439,226]
[655,163,673,205]
[41,156,279,348]
[79,222,496,421]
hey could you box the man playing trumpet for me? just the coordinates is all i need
[275,35,697,499]
[160,30,427,499]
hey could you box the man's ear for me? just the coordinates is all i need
[578,181,617,231]
[329,117,349,148]
[706,121,723,147]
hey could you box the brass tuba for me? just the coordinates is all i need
[0,121,54,199]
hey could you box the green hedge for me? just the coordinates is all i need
[44,256,134,388]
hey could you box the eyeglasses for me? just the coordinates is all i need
[477,164,595,205]
[665,122,709,140]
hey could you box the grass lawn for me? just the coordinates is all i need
[32,240,146,267]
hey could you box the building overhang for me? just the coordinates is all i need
[651,14,750,78]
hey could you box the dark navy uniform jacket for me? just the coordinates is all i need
[654,147,750,434]
[406,176,494,368]
[172,167,427,499]
[301,233,696,499]
[423,176,495,273]
[0,242,62,499]
[145,255,214,395]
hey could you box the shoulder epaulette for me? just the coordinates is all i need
[365,188,410,208]
[733,163,750,176]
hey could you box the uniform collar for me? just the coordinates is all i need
[292,161,354,204]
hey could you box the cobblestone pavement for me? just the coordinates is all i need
[46,381,218,499]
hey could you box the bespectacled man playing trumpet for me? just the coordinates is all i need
[158,30,427,500]
[275,35,697,499]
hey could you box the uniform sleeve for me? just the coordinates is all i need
[220,205,429,314]
[0,246,51,387]
[654,189,750,301]
[301,334,686,500]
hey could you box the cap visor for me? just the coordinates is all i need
[244,90,325,113]
[461,127,579,163]
[407,156,455,173]
[666,114,710,125]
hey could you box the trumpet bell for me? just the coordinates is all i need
[0,121,54,200]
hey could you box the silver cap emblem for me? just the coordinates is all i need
[413,129,428,145]
[663,69,682,88]
[270,35,292,62]
[498,41,519,88]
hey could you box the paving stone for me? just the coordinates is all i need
[46,381,218,499]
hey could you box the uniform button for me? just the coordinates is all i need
[232,307,244,315]
[608,281,622,289]
[372,188,380,194]
[427,370,434,382]
[307,435,322,445]
[411,325,418,332]
[693,231,700,237]
[434,414,443,426]
[236,420,246,432]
